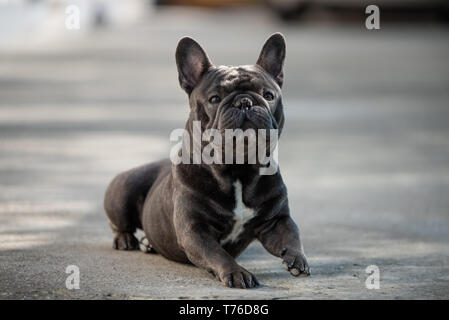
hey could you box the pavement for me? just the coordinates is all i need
[1,7,449,299]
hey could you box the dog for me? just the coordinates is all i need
[104,33,310,288]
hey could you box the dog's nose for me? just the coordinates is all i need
[233,94,254,109]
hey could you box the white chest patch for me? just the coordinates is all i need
[220,180,255,245]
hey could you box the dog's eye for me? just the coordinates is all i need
[209,95,221,104]
[263,91,274,101]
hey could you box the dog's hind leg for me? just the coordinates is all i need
[108,222,139,250]
[104,171,142,250]
[104,160,171,251]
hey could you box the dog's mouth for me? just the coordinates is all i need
[232,106,271,131]
[213,92,275,131]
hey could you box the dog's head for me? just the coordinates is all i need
[175,33,286,135]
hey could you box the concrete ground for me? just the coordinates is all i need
[1,8,449,299]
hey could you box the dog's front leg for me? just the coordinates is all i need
[257,210,311,276]
[175,223,259,289]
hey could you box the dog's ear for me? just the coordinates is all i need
[256,33,286,87]
[176,37,212,94]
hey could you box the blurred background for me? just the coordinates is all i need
[1,0,449,299]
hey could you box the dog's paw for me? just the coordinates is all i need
[139,236,157,253]
[220,267,260,289]
[281,248,311,277]
[113,232,139,250]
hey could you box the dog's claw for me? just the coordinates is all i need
[222,267,259,289]
[290,268,300,276]
[281,250,311,277]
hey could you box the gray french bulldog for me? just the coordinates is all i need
[104,33,310,288]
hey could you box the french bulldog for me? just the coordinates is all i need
[104,33,310,288]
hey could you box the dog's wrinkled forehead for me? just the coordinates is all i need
[216,67,258,89]
[199,65,274,94]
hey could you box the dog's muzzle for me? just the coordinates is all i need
[213,91,273,131]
